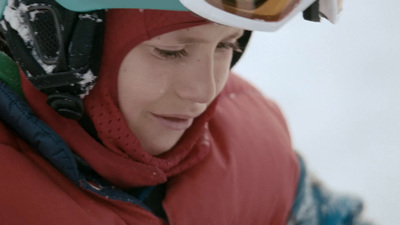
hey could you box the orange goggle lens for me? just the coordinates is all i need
[205,0,300,21]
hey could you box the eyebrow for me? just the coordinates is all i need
[176,30,244,44]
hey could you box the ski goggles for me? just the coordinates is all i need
[0,0,342,31]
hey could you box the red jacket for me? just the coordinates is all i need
[0,73,299,224]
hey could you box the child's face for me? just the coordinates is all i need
[118,23,243,155]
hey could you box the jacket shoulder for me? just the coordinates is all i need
[219,72,290,132]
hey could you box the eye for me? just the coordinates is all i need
[153,48,188,59]
[216,41,242,53]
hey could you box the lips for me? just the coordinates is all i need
[151,113,194,130]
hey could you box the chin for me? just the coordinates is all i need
[140,133,183,156]
[146,148,168,156]
[143,141,177,156]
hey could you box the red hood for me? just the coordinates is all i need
[22,9,215,188]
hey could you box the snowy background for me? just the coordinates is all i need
[233,0,400,224]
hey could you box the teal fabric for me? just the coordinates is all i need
[0,0,6,18]
[55,0,188,12]
[0,51,23,97]
[1,0,188,18]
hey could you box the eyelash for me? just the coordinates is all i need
[217,42,242,52]
[154,48,189,59]
[154,41,242,60]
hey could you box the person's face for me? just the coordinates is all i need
[118,23,243,155]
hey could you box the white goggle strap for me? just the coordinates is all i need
[320,0,342,23]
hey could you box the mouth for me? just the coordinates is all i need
[150,113,194,131]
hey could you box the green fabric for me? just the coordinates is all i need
[0,0,6,18]
[0,51,23,97]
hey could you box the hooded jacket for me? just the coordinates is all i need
[0,71,299,225]
[0,8,368,225]
[0,9,299,224]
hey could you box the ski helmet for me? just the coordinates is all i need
[1,0,342,31]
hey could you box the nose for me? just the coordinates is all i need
[174,56,216,104]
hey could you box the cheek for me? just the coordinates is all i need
[118,68,141,120]
[214,57,232,93]
[117,56,171,113]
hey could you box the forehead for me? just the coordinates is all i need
[150,24,244,44]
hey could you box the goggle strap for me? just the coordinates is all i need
[1,21,48,78]
[231,30,252,68]
[303,0,321,22]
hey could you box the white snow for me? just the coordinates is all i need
[3,2,55,74]
[30,49,56,73]
[78,70,96,98]
[3,1,100,95]
[0,20,7,31]
[79,13,103,23]
[3,2,32,45]
[234,0,400,224]
[28,9,45,22]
